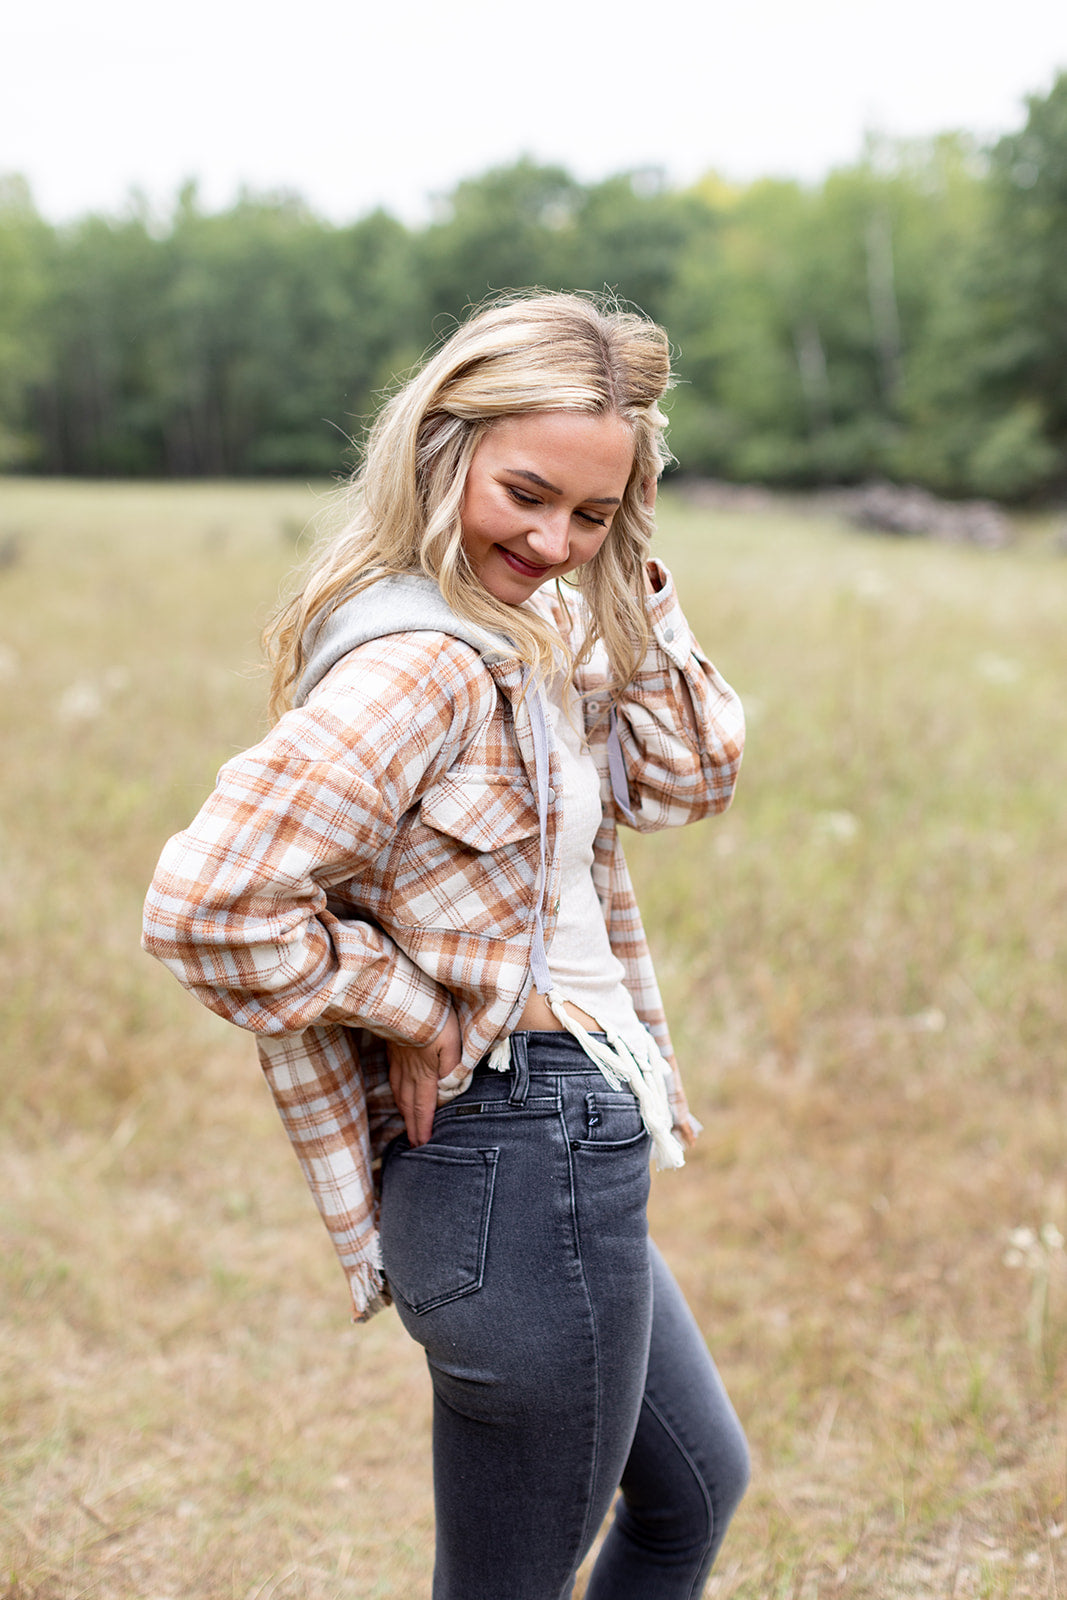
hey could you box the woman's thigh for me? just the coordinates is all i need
[378,1047,654,1600]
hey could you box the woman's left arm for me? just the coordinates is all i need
[604,558,745,833]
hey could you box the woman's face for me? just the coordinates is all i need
[459,410,635,606]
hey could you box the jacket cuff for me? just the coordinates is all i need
[355,945,453,1048]
[645,560,693,670]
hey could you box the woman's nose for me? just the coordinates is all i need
[526,511,571,565]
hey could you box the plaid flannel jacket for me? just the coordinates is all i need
[143,562,744,1318]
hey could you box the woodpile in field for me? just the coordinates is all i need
[837,481,1013,547]
[676,476,1015,548]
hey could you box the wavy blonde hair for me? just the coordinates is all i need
[265,290,674,720]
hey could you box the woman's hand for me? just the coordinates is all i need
[387,1009,463,1147]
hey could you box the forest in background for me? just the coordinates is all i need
[2,72,1067,499]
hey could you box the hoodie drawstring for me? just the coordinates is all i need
[487,675,684,1171]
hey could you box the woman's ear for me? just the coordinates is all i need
[641,476,658,509]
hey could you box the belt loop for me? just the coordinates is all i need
[508,1032,530,1105]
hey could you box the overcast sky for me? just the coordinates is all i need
[5,0,1066,224]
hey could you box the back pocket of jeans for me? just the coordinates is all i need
[570,1090,647,1151]
[379,1144,499,1314]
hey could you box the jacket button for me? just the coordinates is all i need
[662,626,675,642]
[547,786,557,803]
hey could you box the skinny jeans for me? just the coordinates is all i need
[378,1030,749,1600]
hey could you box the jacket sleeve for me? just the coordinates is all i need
[142,633,495,1045]
[583,559,745,833]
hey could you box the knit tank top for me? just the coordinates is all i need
[541,670,651,1053]
[509,667,685,1170]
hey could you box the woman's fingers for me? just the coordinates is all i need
[388,1011,463,1145]
[433,1009,463,1079]
[388,1052,439,1145]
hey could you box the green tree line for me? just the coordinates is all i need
[2,73,1067,498]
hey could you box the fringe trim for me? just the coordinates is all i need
[487,1035,513,1073]
[346,1238,391,1323]
[543,993,686,1171]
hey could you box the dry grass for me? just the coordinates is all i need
[1,478,1065,1599]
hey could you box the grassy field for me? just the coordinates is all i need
[1,477,1065,1600]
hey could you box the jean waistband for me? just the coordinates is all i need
[473,1030,611,1079]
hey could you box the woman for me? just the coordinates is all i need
[144,291,749,1599]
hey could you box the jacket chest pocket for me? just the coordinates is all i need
[387,775,541,939]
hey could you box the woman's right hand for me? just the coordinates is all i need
[387,1009,463,1147]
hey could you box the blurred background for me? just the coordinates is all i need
[3,5,1067,1599]
[1,0,1067,498]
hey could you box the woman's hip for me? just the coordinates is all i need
[379,1029,653,1357]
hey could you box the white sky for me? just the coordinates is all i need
[4,0,1066,224]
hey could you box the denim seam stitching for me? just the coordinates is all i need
[560,1102,604,1580]
[639,1389,716,1598]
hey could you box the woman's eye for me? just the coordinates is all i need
[505,485,606,528]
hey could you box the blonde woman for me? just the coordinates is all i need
[144,292,749,1598]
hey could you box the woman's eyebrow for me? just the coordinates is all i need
[509,468,621,506]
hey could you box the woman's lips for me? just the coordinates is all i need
[498,547,552,578]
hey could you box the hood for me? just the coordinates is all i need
[295,573,516,706]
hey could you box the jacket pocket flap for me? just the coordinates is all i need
[419,776,539,852]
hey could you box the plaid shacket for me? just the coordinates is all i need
[143,561,744,1318]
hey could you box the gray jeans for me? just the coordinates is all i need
[379,1030,750,1600]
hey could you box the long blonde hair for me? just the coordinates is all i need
[265,291,674,720]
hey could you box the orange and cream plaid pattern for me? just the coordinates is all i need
[143,564,744,1318]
